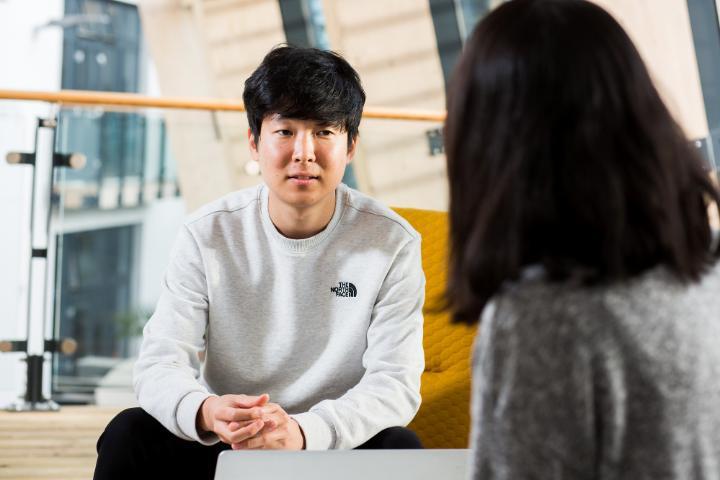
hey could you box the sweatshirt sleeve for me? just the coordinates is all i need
[133,225,217,444]
[292,237,425,449]
[469,296,599,480]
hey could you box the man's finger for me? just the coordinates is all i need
[229,415,278,434]
[215,422,241,444]
[261,417,278,431]
[260,403,282,414]
[227,418,265,444]
[230,393,269,408]
[233,434,267,450]
[239,429,286,450]
[216,406,263,422]
[228,419,260,431]
[216,418,263,443]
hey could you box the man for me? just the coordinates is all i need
[93,45,425,480]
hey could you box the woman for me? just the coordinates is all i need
[445,0,720,478]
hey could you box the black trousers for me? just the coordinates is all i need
[93,407,422,480]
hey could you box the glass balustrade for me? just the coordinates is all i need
[2,94,716,406]
[0,99,446,405]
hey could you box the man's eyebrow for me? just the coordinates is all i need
[271,116,341,129]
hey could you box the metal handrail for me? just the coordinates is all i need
[0,89,447,122]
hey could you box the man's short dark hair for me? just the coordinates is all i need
[243,45,366,147]
[444,0,720,324]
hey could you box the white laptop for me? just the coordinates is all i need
[214,449,470,480]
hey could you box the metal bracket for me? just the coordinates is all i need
[6,152,36,165]
[0,340,28,353]
[426,127,444,156]
[693,136,717,172]
[6,152,86,170]
[44,338,79,355]
[0,338,77,355]
[53,152,87,169]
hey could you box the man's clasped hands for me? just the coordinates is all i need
[197,394,305,450]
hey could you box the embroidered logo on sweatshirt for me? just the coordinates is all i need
[331,282,357,298]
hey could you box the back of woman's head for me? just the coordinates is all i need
[446,0,720,324]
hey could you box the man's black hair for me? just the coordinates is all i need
[243,45,366,148]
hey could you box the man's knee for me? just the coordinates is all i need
[358,427,423,449]
[380,426,423,449]
[97,407,159,453]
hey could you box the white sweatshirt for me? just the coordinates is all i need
[133,183,425,450]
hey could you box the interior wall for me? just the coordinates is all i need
[321,0,449,210]
[591,0,709,140]
[142,0,712,213]
[138,0,286,211]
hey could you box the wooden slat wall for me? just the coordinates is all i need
[591,0,709,141]
[0,407,121,480]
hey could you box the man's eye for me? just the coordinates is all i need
[316,130,334,137]
[276,130,292,136]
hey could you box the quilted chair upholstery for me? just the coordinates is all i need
[393,207,478,449]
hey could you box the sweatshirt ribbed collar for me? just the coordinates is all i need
[259,183,347,254]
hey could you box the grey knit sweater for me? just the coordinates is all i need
[471,263,720,480]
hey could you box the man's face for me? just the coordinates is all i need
[249,114,356,213]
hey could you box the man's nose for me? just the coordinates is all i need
[293,132,316,163]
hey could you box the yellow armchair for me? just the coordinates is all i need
[393,207,478,449]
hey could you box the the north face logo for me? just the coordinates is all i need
[331,282,357,298]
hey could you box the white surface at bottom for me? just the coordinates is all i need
[214,449,470,480]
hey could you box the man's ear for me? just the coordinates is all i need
[248,128,259,160]
[346,136,358,164]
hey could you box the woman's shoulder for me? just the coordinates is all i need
[494,265,609,320]
[488,261,720,346]
[501,261,719,306]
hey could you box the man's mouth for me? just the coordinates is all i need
[288,175,319,180]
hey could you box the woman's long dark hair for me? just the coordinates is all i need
[445,0,720,324]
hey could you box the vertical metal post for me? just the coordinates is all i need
[3,117,85,412]
[7,117,60,412]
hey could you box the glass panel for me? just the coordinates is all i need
[52,105,183,403]
[0,101,48,404]
[0,98,444,406]
[56,108,175,210]
[53,225,136,397]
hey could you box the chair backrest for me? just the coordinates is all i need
[393,207,478,448]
